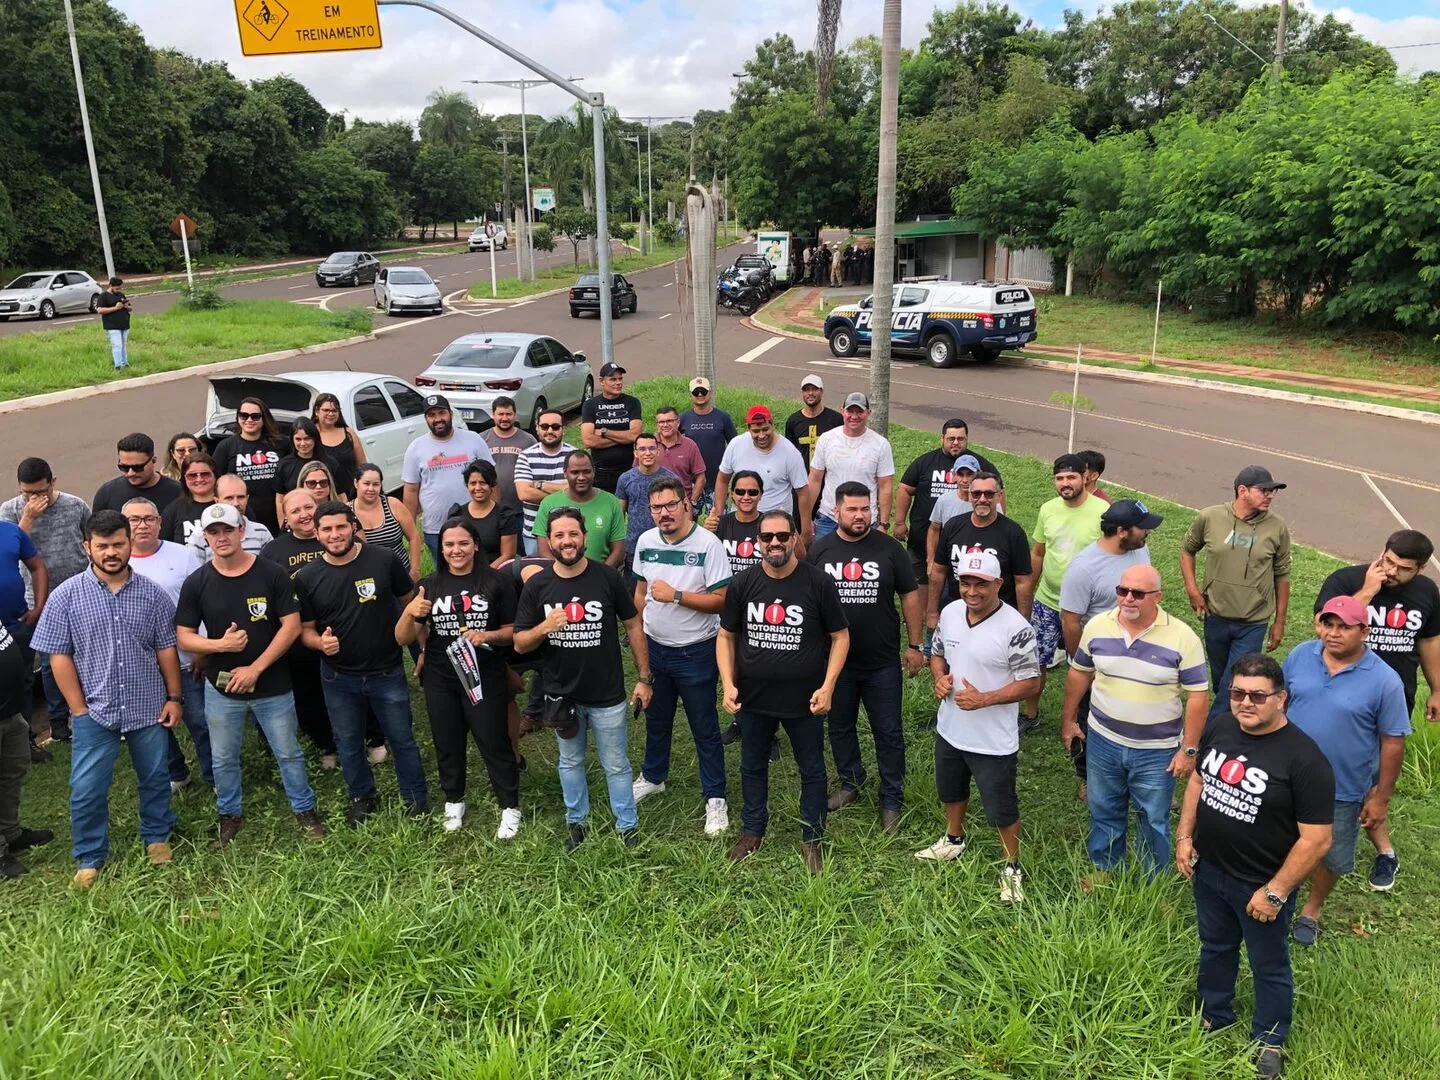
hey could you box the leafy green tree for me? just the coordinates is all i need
[733,91,863,233]
[925,1,1036,98]
[550,206,597,266]
[253,75,330,148]
[411,143,473,239]
[340,120,418,220]
[292,143,401,249]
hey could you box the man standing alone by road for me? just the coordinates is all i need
[402,394,494,562]
[1182,466,1292,719]
[96,276,132,371]
[580,363,643,493]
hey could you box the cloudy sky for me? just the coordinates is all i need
[112,0,1440,126]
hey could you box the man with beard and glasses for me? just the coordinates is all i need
[809,482,923,834]
[719,510,849,873]
[653,406,706,511]
[708,406,812,535]
[927,472,1033,640]
[514,507,652,851]
[92,432,183,515]
[30,510,185,888]
[580,363,643,493]
[534,451,626,568]
[295,502,429,826]
[177,503,326,847]
[402,394,494,563]
[514,408,576,557]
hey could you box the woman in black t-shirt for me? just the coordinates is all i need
[161,451,218,545]
[445,459,520,568]
[395,517,521,838]
[312,393,366,496]
[275,419,348,519]
[213,396,284,534]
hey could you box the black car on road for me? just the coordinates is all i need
[569,272,638,318]
[315,251,380,288]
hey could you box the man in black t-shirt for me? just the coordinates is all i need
[783,375,843,470]
[1176,653,1334,1076]
[719,509,849,872]
[92,432,183,514]
[97,276,132,370]
[296,501,428,825]
[0,623,53,877]
[810,482,923,833]
[927,472,1033,629]
[580,362,643,492]
[514,506,652,850]
[177,503,325,845]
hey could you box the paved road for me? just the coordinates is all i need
[7,239,1436,567]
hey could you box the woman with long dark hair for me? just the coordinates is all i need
[445,458,520,567]
[275,419,338,521]
[212,396,283,533]
[312,392,365,497]
[160,451,218,545]
[396,517,521,838]
[162,432,201,482]
[353,463,422,580]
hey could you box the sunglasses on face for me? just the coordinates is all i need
[1115,586,1157,599]
[1229,688,1281,704]
[186,471,213,480]
[303,479,329,489]
[733,488,761,497]
[237,411,263,421]
[537,423,563,431]
[969,490,998,500]
[117,462,148,473]
[691,388,709,396]
[758,531,792,544]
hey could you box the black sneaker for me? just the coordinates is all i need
[1368,852,1398,892]
[564,823,586,852]
[346,797,377,828]
[404,801,430,819]
[1253,1045,1284,1078]
[621,828,641,849]
[1017,712,1043,736]
[215,814,244,847]
[49,721,72,743]
[1,853,27,878]
[721,721,741,745]
[9,828,54,852]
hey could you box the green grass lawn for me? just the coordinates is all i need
[468,243,687,301]
[0,300,373,401]
[3,377,1437,1077]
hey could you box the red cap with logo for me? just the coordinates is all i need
[1318,596,1366,626]
[745,405,772,424]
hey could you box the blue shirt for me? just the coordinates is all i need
[615,466,678,552]
[30,569,179,733]
[678,407,738,483]
[1282,639,1410,803]
[0,521,37,626]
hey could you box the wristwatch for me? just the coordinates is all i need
[673,590,685,605]
[906,644,923,653]
[637,675,654,686]
[1182,745,1199,758]
[1264,889,1286,908]
[166,695,183,704]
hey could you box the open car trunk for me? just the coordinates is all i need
[200,374,316,448]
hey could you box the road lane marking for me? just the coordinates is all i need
[734,338,782,365]
[288,283,310,290]
[1361,474,1440,573]
[657,313,671,320]
[373,313,453,335]
[812,359,863,370]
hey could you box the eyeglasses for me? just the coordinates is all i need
[733,488,761,497]
[303,479,330,489]
[123,515,159,525]
[117,462,148,473]
[969,491,998,500]
[758,530,793,544]
[185,471,213,480]
[237,411,263,421]
[649,498,684,515]
[1229,688,1281,704]
[537,423,563,431]
[1114,586,1158,599]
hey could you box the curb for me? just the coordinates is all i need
[124,241,470,285]
[0,333,376,416]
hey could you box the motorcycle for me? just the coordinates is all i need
[716,270,760,316]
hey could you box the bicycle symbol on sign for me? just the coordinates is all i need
[243,0,289,41]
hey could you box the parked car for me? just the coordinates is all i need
[315,251,380,287]
[569,272,637,318]
[468,225,509,252]
[414,332,593,432]
[199,371,469,493]
[0,271,102,321]
[375,266,443,316]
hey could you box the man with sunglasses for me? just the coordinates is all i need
[1177,653,1334,1080]
[92,433,182,515]
[719,510,848,873]
[1063,564,1209,877]
[514,409,576,557]
[678,377,737,514]
[1314,529,1440,891]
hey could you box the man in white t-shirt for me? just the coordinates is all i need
[401,393,494,562]
[916,551,1042,905]
[804,392,895,544]
[706,405,812,524]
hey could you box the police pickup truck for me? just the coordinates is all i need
[823,280,1038,368]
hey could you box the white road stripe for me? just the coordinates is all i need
[733,337,783,364]
[812,359,864,370]
[287,283,310,290]
[657,313,671,320]
[1361,474,1440,573]
[373,313,452,335]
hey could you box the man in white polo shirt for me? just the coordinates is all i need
[804,392,895,544]
[630,476,734,836]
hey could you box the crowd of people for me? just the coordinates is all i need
[0,368,1432,1077]
[793,239,874,288]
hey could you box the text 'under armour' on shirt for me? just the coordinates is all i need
[581,393,643,474]
[809,528,916,669]
[294,544,413,675]
[175,557,299,698]
[514,560,636,707]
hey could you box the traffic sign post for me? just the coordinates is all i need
[486,222,497,299]
[532,188,556,213]
[170,215,197,290]
[233,0,382,57]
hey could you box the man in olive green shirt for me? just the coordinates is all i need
[1180,465,1292,719]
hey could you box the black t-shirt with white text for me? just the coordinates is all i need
[809,528,917,669]
[1315,564,1440,709]
[161,498,210,546]
[295,544,413,674]
[933,512,1032,608]
[418,567,517,679]
[92,474,183,515]
[783,408,842,469]
[720,561,849,717]
[175,557,299,698]
[260,532,326,579]
[1193,713,1335,886]
[900,448,1001,554]
[514,560,636,706]
[716,512,762,576]
[580,393,643,474]
[213,434,283,533]
[0,623,28,718]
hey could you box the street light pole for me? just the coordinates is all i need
[624,115,686,247]
[62,0,114,280]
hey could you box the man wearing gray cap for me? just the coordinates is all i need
[804,391,894,544]
[1181,466,1292,719]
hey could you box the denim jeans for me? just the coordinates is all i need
[424,532,441,567]
[640,637,726,800]
[319,665,429,807]
[555,700,636,831]
[166,672,213,785]
[1085,726,1175,876]
[828,663,905,810]
[37,653,67,723]
[1204,616,1268,721]
[813,514,839,540]
[1193,858,1297,1046]
[738,709,827,842]
[69,714,174,869]
[106,328,129,369]
[204,685,315,817]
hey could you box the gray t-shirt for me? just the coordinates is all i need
[482,427,537,516]
[929,492,973,527]
[0,491,91,588]
[401,429,494,533]
[1058,542,1153,620]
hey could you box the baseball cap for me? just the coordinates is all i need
[842,391,869,410]
[1053,453,1086,476]
[599,362,626,377]
[954,551,1002,581]
[745,404,772,424]
[953,454,981,473]
[1319,596,1366,626]
[800,374,824,389]
[423,393,451,412]
[199,503,244,530]
[1235,465,1286,491]
[689,376,711,392]
[1101,498,1164,529]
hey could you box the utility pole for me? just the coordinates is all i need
[623,115,686,254]
[1273,0,1288,80]
[496,132,519,279]
[63,0,114,280]
[868,0,902,436]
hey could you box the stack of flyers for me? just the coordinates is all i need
[446,637,484,704]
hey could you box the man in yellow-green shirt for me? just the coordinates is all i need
[534,451,627,568]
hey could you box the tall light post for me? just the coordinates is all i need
[622,133,643,252]
[62,0,115,280]
[624,115,686,248]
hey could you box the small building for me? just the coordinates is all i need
[853,218,1054,289]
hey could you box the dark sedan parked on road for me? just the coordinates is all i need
[568,272,637,319]
[315,251,380,287]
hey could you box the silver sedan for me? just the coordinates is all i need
[415,332,593,431]
[374,266,443,316]
[0,271,102,321]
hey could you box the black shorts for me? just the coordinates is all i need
[909,547,929,586]
[933,736,1019,827]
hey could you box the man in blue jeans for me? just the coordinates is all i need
[296,501,429,826]
[177,503,327,845]
[96,276,132,370]
[29,510,184,888]
[629,477,732,836]
[1177,653,1335,1080]
[515,507,652,851]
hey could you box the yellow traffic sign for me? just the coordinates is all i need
[234,0,382,56]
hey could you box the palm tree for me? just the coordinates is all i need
[535,103,627,263]
[868,0,900,434]
[419,90,477,148]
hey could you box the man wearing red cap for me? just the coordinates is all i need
[707,406,812,534]
[1281,595,1409,947]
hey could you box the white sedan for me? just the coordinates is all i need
[0,270,102,321]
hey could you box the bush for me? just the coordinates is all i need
[530,223,555,253]
[616,222,636,243]
[330,306,374,335]
[653,217,680,245]
[179,271,229,311]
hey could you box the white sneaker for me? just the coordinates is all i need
[367,745,389,764]
[632,776,666,802]
[1001,864,1025,904]
[914,834,967,861]
[442,801,465,833]
[704,798,730,836]
[169,777,191,795]
[496,807,522,840]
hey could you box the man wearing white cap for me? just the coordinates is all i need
[783,375,842,472]
[917,550,1041,905]
[678,377,737,517]
[804,391,894,544]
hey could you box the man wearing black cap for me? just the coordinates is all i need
[1181,466,1292,720]
[401,394,494,563]
[581,363,643,493]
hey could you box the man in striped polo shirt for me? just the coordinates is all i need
[1062,564,1209,876]
[514,409,575,557]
